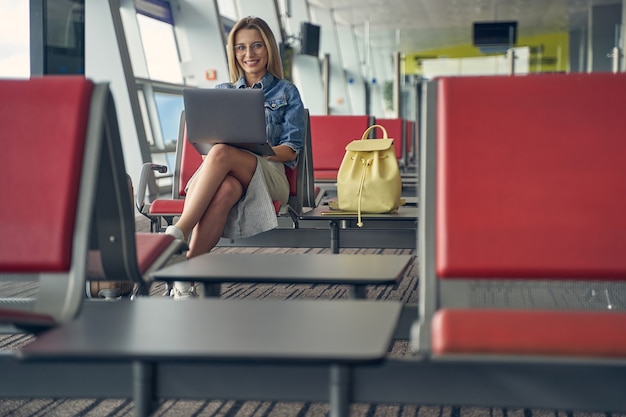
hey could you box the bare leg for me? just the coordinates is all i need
[175,144,257,240]
[187,175,243,258]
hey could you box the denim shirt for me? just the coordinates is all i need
[217,73,305,169]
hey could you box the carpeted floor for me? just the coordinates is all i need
[0,216,624,417]
[3,398,617,417]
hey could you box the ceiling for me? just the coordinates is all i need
[309,0,621,54]
[45,0,622,56]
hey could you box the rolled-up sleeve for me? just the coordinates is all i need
[277,84,305,155]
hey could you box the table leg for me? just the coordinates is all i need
[346,285,367,299]
[201,283,221,298]
[329,363,351,417]
[132,360,156,417]
[329,220,339,254]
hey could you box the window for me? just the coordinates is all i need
[0,3,30,78]
[137,13,183,84]
[216,0,238,22]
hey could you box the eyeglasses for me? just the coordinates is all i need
[234,42,265,56]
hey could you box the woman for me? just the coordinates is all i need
[166,16,306,298]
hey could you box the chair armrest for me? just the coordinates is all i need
[136,162,168,214]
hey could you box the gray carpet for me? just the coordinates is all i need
[0,216,623,417]
[3,399,615,417]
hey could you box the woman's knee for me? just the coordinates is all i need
[205,144,257,176]
[204,144,237,165]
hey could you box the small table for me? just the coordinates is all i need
[149,253,413,299]
[299,206,418,253]
[18,297,403,417]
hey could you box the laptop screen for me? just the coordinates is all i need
[183,88,274,156]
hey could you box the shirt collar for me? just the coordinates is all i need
[235,72,275,90]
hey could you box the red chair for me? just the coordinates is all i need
[136,111,202,232]
[397,72,626,414]
[417,73,626,361]
[0,76,185,332]
[137,110,316,232]
[308,115,373,182]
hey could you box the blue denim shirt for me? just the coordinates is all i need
[217,73,305,169]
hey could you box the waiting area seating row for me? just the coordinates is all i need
[4,72,626,417]
[135,102,417,254]
[308,114,418,184]
[137,110,418,233]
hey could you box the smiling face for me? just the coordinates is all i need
[234,28,268,86]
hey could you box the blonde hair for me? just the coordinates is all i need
[226,16,284,83]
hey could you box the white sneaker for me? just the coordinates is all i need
[172,281,203,299]
[164,225,185,241]
[173,281,195,299]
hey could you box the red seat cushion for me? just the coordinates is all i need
[432,308,626,357]
[135,233,177,274]
[149,199,185,216]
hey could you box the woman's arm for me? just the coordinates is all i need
[265,144,297,162]
[274,84,306,158]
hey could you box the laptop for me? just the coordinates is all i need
[183,88,275,156]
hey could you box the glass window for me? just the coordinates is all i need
[154,92,184,150]
[137,13,183,84]
[0,3,30,78]
[216,0,238,21]
[45,1,84,74]
[154,91,184,177]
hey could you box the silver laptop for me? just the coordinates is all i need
[183,88,275,156]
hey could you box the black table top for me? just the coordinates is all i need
[19,298,403,363]
[300,205,418,221]
[149,253,413,285]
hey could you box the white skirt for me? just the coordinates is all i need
[186,155,289,240]
[222,156,288,239]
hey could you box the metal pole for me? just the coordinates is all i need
[612,46,621,72]
[393,51,402,118]
[507,48,515,75]
[323,53,330,115]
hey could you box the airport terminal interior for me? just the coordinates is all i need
[2,0,626,416]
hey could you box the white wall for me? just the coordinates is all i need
[85,0,145,189]
[291,54,325,113]
[310,4,351,115]
[336,23,366,115]
[173,0,229,87]
[278,0,325,114]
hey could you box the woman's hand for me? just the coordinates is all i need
[265,145,296,162]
